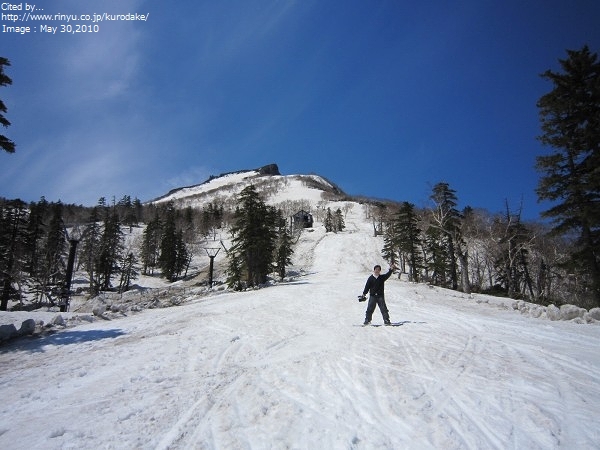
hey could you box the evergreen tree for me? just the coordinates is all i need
[324,208,334,232]
[157,203,190,282]
[80,207,102,295]
[96,208,123,290]
[274,210,294,280]
[25,197,48,278]
[174,230,191,280]
[119,252,138,293]
[228,185,276,288]
[97,196,108,211]
[382,219,399,266]
[0,200,28,310]
[201,203,222,235]
[159,203,179,281]
[133,198,143,224]
[334,208,345,232]
[117,195,138,228]
[429,183,464,291]
[395,202,424,282]
[0,57,15,153]
[226,250,244,291]
[423,224,447,285]
[140,214,162,275]
[183,206,194,229]
[536,45,600,306]
[43,202,66,287]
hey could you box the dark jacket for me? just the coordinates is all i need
[363,269,393,297]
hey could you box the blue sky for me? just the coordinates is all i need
[2,0,599,219]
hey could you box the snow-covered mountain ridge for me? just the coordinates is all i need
[150,163,345,209]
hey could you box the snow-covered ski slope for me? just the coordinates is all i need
[2,205,600,450]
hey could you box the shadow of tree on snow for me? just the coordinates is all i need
[1,328,127,353]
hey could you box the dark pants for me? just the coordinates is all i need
[365,294,390,322]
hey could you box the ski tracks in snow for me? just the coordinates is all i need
[388,283,600,449]
[396,320,509,449]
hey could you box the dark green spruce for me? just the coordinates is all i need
[536,45,600,307]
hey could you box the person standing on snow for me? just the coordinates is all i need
[360,264,396,325]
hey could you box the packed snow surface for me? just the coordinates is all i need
[2,207,600,449]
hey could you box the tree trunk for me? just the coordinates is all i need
[455,238,471,294]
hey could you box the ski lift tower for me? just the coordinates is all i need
[61,224,82,312]
[203,247,220,288]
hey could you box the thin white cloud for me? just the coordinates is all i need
[56,2,145,104]
[3,132,136,204]
[60,32,141,103]
[166,165,215,190]
[195,1,309,71]
[54,149,129,204]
